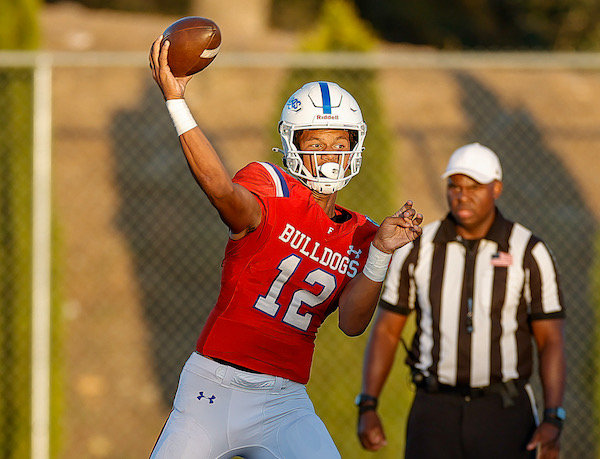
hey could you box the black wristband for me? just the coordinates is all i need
[355,393,378,408]
[542,415,564,430]
[358,404,377,415]
[544,407,566,420]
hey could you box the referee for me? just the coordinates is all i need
[356,143,566,459]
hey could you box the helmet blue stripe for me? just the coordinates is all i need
[319,81,332,114]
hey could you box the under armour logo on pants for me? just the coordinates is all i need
[197,391,216,403]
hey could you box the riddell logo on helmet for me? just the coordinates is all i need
[316,115,339,120]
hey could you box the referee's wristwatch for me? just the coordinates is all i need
[543,407,566,429]
[355,393,378,415]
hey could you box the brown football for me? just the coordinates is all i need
[161,17,221,77]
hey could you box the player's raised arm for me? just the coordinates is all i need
[149,36,261,239]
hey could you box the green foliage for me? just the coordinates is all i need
[353,0,600,50]
[0,69,34,459]
[299,0,379,52]
[0,70,64,459]
[49,230,64,459]
[309,315,416,458]
[0,6,39,457]
[550,0,600,50]
[42,0,600,49]
[0,0,40,49]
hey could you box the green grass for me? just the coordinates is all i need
[308,312,417,458]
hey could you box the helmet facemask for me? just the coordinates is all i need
[281,127,363,194]
[274,81,367,194]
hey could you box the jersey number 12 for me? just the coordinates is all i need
[254,254,337,331]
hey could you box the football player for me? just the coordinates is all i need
[148,36,423,459]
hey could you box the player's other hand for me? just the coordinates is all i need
[149,36,193,101]
[357,410,387,451]
[373,200,423,254]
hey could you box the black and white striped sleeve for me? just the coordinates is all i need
[379,240,419,315]
[525,237,565,320]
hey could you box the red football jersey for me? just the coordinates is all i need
[196,162,379,383]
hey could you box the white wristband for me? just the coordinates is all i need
[362,243,393,282]
[166,99,197,136]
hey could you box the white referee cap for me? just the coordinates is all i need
[441,142,503,184]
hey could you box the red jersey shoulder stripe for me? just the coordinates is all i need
[257,162,290,197]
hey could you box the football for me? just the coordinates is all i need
[161,16,221,77]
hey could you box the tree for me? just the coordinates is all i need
[352,0,600,50]
[271,0,600,50]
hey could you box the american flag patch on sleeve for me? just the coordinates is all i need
[491,251,513,267]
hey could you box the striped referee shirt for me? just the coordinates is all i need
[380,209,565,388]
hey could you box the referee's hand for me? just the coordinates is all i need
[526,422,561,458]
[357,410,387,451]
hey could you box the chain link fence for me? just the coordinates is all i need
[1,50,600,459]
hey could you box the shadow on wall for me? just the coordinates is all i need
[454,71,598,459]
[110,79,228,404]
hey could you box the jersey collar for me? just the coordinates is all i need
[434,207,511,252]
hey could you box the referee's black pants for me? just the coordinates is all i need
[405,384,537,459]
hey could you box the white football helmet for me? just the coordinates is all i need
[274,81,367,194]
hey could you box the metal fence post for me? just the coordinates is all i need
[31,51,53,459]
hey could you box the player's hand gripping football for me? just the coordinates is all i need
[373,201,423,254]
[149,36,192,101]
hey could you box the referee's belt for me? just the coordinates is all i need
[412,373,526,408]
